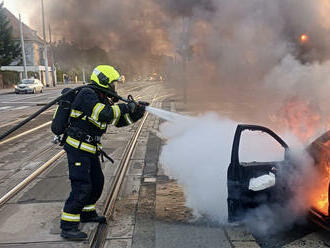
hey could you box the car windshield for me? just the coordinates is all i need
[21,79,35,84]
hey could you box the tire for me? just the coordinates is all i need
[40,88,43,93]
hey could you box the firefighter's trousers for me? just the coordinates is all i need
[60,147,104,230]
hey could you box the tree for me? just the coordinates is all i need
[0,2,20,66]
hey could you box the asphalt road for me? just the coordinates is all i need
[0,85,74,128]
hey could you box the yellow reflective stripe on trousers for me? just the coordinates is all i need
[70,109,83,118]
[66,136,97,154]
[82,204,96,212]
[111,105,121,125]
[124,113,133,125]
[61,212,80,222]
[91,103,105,121]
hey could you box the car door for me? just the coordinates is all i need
[37,80,42,91]
[227,124,290,222]
[36,80,40,91]
[31,79,36,92]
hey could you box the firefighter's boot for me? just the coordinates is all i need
[81,211,106,223]
[61,228,87,240]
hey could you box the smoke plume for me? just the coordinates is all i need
[160,112,236,222]
[23,0,330,128]
[159,112,317,235]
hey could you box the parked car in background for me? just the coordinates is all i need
[14,79,44,94]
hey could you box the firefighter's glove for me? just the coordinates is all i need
[138,101,150,107]
[127,101,138,113]
[111,96,120,103]
[135,101,149,112]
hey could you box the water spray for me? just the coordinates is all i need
[145,106,192,123]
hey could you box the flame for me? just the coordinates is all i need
[308,141,330,215]
[300,33,309,43]
[271,96,321,143]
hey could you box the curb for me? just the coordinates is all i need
[0,91,14,96]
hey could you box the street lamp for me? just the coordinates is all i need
[41,0,50,87]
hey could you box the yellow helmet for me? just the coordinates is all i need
[90,65,120,89]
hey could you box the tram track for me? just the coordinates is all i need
[0,81,178,247]
[0,150,65,207]
[0,82,166,240]
[90,100,153,248]
[0,96,157,203]
[0,97,155,218]
[0,121,51,146]
[0,107,148,211]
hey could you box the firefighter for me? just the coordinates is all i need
[59,65,147,240]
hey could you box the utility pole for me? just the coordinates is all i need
[82,68,86,84]
[19,14,27,79]
[181,17,190,103]
[41,0,50,87]
[49,24,57,87]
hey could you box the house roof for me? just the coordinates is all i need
[3,8,44,44]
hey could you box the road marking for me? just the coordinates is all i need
[1,101,47,104]
[0,106,13,110]
[14,106,30,110]
[7,92,52,102]
[0,105,30,111]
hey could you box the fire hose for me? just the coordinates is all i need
[0,85,142,141]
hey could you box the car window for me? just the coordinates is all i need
[239,130,285,163]
[22,79,35,84]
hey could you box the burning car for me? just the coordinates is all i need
[227,124,330,230]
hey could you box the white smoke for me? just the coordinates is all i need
[159,111,317,235]
[264,54,330,97]
[243,134,316,236]
[160,112,237,222]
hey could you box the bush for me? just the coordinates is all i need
[0,70,19,88]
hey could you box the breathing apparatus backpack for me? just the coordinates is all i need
[51,87,82,144]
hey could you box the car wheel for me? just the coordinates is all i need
[40,88,43,93]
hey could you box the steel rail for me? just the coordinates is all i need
[0,150,65,207]
[90,109,151,248]
[0,108,54,129]
[0,121,51,146]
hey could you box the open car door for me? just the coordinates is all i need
[227,124,290,222]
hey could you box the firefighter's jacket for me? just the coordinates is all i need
[64,87,144,155]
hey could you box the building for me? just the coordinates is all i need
[0,8,53,86]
